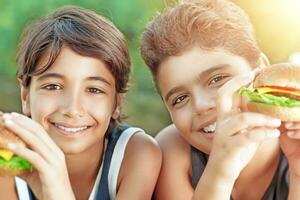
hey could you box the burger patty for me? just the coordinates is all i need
[268,92,300,101]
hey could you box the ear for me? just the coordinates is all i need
[18,78,31,116]
[112,94,123,120]
[257,53,270,68]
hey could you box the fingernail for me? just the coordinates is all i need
[267,129,280,138]
[272,119,281,126]
[11,112,20,117]
[287,131,295,137]
[7,143,17,150]
[253,67,263,74]
[285,122,293,128]
[4,119,14,125]
[3,114,12,120]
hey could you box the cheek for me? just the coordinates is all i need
[170,108,191,134]
[29,94,58,121]
[87,97,116,117]
[89,105,114,132]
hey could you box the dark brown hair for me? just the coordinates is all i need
[16,5,130,127]
[17,5,130,93]
[141,0,261,84]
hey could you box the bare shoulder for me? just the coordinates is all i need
[124,129,162,166]
[155,124,191,164]
[120,129,162,172]
[154,124,194,200]
[116,129,162,199]
[0,176,18,200]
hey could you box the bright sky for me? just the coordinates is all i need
[233,0,300,63]
[289,52,300,65]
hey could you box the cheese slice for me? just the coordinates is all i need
[0,149,14,161]
[256,87,300,97]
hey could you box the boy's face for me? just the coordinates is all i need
[20,46,120,154]
[157,47,252,153]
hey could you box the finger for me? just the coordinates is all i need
[3,117,56,163]
[3,113,60,153]
[285,122,300,130]
[6,143,48,175]
[253,65,265,75]
[217,71,255,120]
[11,112,55,142]
[230,127,280,148]
[286,130,300,139]
[218,112,281,137]
[246,128,280,142]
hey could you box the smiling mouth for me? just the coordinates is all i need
[52,123,91,135]
[198,121,217,140]
[202,122,216,134]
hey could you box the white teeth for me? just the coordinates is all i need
[55,124,88,133]
[203,122,216,133]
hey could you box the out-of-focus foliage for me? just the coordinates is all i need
[1,0,300,136]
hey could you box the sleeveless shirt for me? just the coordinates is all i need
[15,125,144,200]
[190,146,289,200]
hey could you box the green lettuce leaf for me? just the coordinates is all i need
[239,87,300,107]
[0,156,32,170]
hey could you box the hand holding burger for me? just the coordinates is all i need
[0,112,32,176]
[241,63,300,180]
[0,112,75,199]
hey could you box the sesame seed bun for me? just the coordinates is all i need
[247,63,300,121]
[254,63,300,89]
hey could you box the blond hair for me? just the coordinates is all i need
[141,0,260,82]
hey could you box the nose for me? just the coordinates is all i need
[60,90,85,118]
[193,90,215,115]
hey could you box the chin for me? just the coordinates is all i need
[58,143,87,155]
[189,133,212,154]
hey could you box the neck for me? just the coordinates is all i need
[65,139,105,199]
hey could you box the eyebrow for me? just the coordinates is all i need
[164,86,185,103]
[199,64,231,80]
[85,76,112,86]
[164,64,231,102]
[36,73,64,82]
[36,73,112,86]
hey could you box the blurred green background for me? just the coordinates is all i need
[1,0,300,136]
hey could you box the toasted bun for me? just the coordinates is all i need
[0,114,25,149]
[248,101,300,122]
[0,113,29,176]
[0,166,31,176]
[254,63,300,89]
[247,63,300,121]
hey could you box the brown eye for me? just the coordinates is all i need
[87,87,104,94]
[42,84,62,90]
[208,75,230,86]
[172,95,188,106]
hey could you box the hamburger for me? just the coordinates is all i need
[240,63,300,121]
[0,112,32,176]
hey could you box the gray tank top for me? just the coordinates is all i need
[190,146,289,200]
